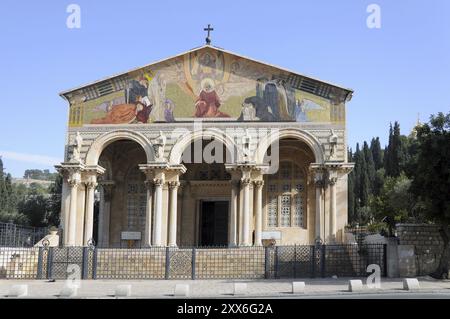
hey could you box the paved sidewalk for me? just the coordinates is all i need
[0,277,449,298]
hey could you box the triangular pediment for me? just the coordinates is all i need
[63,45,352,126]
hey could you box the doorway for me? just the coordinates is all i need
[199,201,229,246]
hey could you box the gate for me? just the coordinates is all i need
[270,244,386,278]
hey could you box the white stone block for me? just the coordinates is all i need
[174,284,189,297]
[59,283,78,298]
[233,283,247,295]
[115,285,131,297]
[292,282,305,294]
[403,278,420,291]
[9,285,28,297]
[348,280,364,292]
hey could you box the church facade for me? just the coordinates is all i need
[56,45,354,248]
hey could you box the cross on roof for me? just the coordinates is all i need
[204,24,214,45]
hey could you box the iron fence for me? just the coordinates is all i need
[0,243,386,280]
[0,222,48,247]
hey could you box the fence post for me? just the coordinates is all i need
[311,245,316,278]
[321,245,326,278]
[47,247,53,280]
[191,248,196,280]
[82,247,89,279]
[165,247,170,280]
[294,245,297,278]
[264,246,270,279]
[383,244,387,277]
[92,247,98,280]
[274,246,279,279]
[37,247,44,279]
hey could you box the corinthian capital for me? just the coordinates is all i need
[153,178,165,187]
[254,180,264,188]
[168,181,180,189]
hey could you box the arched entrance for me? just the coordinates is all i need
[178,139,233,246]
[261,136,317,244]
[96,139,149,247]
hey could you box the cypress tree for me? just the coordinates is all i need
[391,121,402,177]
[347,148,355,223]
[370,137,383,170]
[0,157,5,211]
[363,141,376,191]
[353,144,362,222]
[359,149,370,208]
[384,123,393,176]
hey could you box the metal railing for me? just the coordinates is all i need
[0,243,386,280]
[0,222,48,247]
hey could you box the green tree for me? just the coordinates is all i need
[410,112,450,278]
[17,195,49,227]
[363,141,376,190]
[370,174,414,236]
[47,174,62,227]
[370,137,383,170]
[347,148,355,223]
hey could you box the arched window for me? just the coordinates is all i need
[266,161,306,228]
[125,166,146,233]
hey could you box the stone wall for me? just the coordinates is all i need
[396,224,450,276]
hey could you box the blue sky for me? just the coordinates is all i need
[0,0,449,177]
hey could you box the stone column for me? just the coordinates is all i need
[241,178,251,246]
[67,172,81,246]
[144,180,154,247]
[168,181,180,247]
[228,180,239,247]
[329,176,338,242]
[98,183,113,247]
[253,180,264,246]
[152,178,164,246]
[83,176,97,246]
[314,173,324,243]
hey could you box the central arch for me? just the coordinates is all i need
[85,130,155,166]
[169,128,239,165]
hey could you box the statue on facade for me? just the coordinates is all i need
[70,132,83,162]
[242,129,251,162]
[328,129,338,160]
[153,131,166,162]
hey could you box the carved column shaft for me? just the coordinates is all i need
[67,173,81,246]
[254,180,264,246]
[329,176,338,241]
[153,178,164,246]
[84,177,97,245]
[144,180,153,247]
[314,173,324,243]
[98,183,113,247]
[241,178,251,246]
[168,181,180,247]
[229,180,239,247]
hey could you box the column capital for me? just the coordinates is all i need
[68,178,80,188]
[254,180,264,188]
[99,181,115,201]
[328,177,338,185]
[144,180,154,190]
[168,181,181,189]
[241,178,252,186]
[85,180,97,189]
[153,178,165,187]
